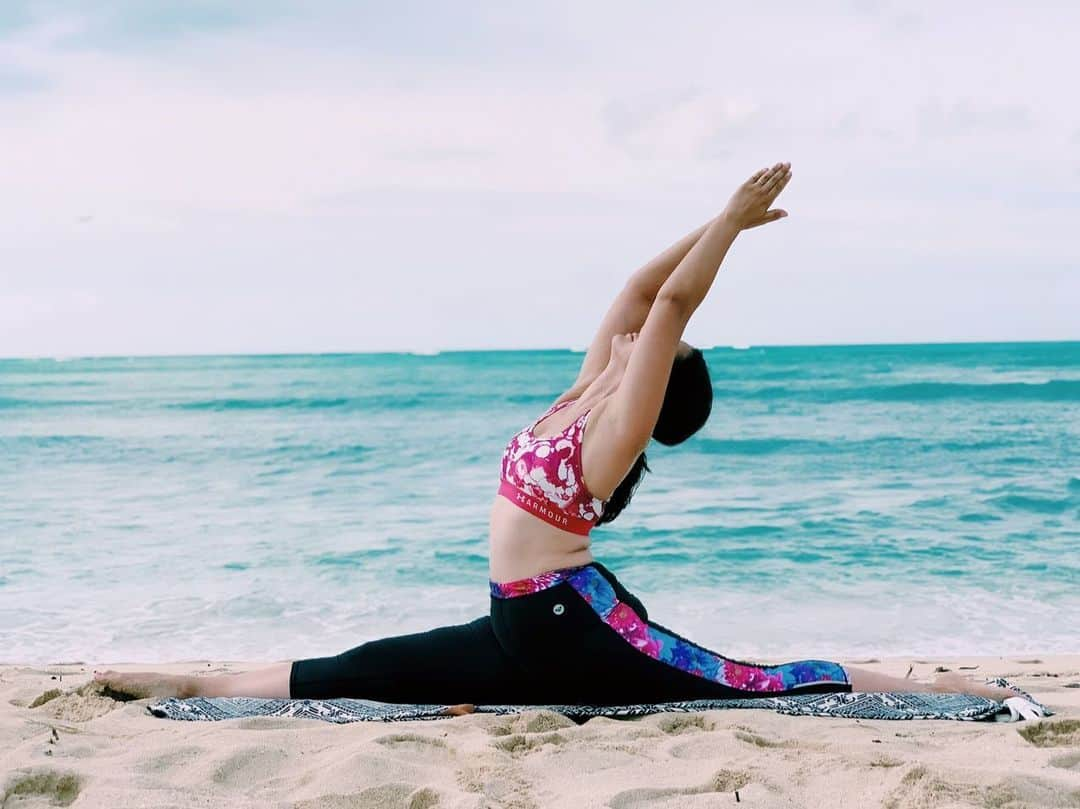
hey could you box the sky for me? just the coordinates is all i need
[1,1,1077,357]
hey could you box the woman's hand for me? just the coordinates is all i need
[722,162,792,230]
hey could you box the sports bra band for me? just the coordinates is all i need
[497,479,595,535]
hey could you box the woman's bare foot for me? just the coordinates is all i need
[93,670,200,699]
[931,671,1015,702]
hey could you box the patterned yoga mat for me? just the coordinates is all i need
[148,679,1051,724]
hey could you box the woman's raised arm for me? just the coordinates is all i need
[659,162,791,311]
[564,217,719,396]
[606,162,792,449]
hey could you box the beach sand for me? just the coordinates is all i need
[2,656,1079,808]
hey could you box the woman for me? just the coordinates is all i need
[96,163,1014,705]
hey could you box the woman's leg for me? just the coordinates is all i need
[493,563,1019,705]
[290,616,535,704]
[491,565,849,705]
[93,665,290,699]
[640,615,851,696]
[95,616,536,704]
[209,663,293,697]
[845,666,1017,701]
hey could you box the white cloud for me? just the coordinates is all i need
[0,2,1077,356]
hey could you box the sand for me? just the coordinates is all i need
[2,656,1079,808]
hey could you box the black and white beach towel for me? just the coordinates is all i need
[149,678,1051,724]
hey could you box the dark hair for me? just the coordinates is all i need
[652,347,712,446]
[595,348,712,525]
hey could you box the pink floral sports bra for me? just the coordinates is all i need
[498,398,606,535]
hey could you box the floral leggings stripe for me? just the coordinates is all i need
[490,565,849,693]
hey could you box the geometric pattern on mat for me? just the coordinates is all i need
[148,678,1051,724]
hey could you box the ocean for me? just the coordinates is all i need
[1,342,1077,665]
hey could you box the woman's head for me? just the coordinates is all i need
[594,340,713,524]
[652,344,713,445]
[606,334,714,445]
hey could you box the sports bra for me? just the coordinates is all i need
[498,398,606,535]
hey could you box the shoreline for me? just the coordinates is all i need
[3,655,1078,808]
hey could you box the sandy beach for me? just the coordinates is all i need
[2,656,1078,808]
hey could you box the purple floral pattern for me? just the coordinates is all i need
[490,565,849,693]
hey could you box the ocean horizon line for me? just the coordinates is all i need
[2,337,1078,363]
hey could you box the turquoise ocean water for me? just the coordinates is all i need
[1,342,1077,665]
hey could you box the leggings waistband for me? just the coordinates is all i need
[489,564,591,599]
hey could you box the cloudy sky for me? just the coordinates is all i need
[1,1,1076,356]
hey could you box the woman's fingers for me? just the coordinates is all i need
[762,173,790,197]
[762,164,791,193]
[767,170,792,197]
[754,162,783,187]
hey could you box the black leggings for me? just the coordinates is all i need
[290,562,851,705]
